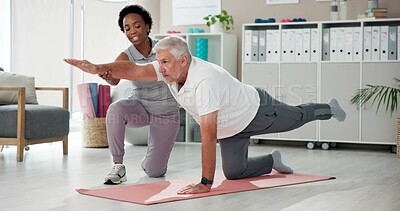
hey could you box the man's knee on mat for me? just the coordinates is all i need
[223,168,244,180]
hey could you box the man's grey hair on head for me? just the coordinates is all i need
[154,36,192,62]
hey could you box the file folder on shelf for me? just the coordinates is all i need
[258,30,267,62]
[363,26,372,61]
[288,29,296,62]
[344,27,354,61]
[330,27,338,61]
[371,26,381,61]
[398,26,400,60]
[353,27,362,61]
[302,28,311,62]
[337,27,346,61]
[310,28,319,62]
[388,26,397,60]
[281,29,290,62]
[251,30,259,61]
[295,28,303,62]
[273,30,280,62]
[380,25,389,61]
[244,30,252,62]
[322,28,330,61]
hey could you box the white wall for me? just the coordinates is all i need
[0,0,11,72]
[12,0,70,107]
[9,0,159,117]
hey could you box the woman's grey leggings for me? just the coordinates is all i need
[218,87,332,180]
[106,99,180,177]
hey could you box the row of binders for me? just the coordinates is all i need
[245,25,400,62]
[77,83,111,119]
[323,25,399,61]
[244,28,319,63]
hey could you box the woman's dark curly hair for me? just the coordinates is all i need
[118,5,153,35]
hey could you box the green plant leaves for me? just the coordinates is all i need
[203,10,234,32]
[350,77,400,117]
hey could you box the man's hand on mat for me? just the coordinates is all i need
[177,183,210,194]
[64,58,100,75]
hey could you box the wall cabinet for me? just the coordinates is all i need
[242,19,400,148]
[153,33,237,142]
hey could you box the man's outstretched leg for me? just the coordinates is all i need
[253,88,346,135]
[328,98,346,122]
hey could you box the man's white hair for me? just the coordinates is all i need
[154,36,192,62]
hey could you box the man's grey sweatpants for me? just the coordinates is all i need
[106,99,180,177]
[218,87,332,180]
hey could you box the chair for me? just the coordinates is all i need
[0,86,70,161]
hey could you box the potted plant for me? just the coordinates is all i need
[350,77,400,156]
[203,10,234,33]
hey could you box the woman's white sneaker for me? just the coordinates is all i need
[104,164,127,185]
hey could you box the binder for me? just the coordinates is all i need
[388,26,397,60]
[295,28,303,62]
[310,28,319,62]
[251,30,259,61]
[398,26,400,60]
[371,26,380,61]
[322,28,330,61]
[330,27,338,61]
[258,30,267,62]
[281,29,290,62]
[337,27,346,61]
[380,25,389,61]
[272,30,280,62]
[363,26,372,61]
[353,27,362,61]
[288,29,296,62]
[344,27,354,61]
[244,30,252,62]
[266,30,274,62]
[302,28,311,62]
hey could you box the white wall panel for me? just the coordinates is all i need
[12,0,70,106]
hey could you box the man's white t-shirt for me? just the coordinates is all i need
[152,58,260,139]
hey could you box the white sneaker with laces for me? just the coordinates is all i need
[104,164,127,185]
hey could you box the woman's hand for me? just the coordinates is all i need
[98,71,113,80]
[177,183,211,195]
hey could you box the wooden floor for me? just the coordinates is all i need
[1,127,400,211]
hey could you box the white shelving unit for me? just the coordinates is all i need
[153,33,237,142]
[242,19,400,150]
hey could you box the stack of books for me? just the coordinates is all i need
[357,8,388,20]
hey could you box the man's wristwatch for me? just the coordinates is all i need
[201,177,213,185]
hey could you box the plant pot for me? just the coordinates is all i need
[210,22,224,33]
[397,118,400,158]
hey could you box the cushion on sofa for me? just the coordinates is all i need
[0,72,39,104]
[0,105,69,139]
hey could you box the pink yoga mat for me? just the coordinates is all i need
[76,171,335,205]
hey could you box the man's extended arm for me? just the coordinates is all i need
[178,111,218,194]
[64,58,158,81]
